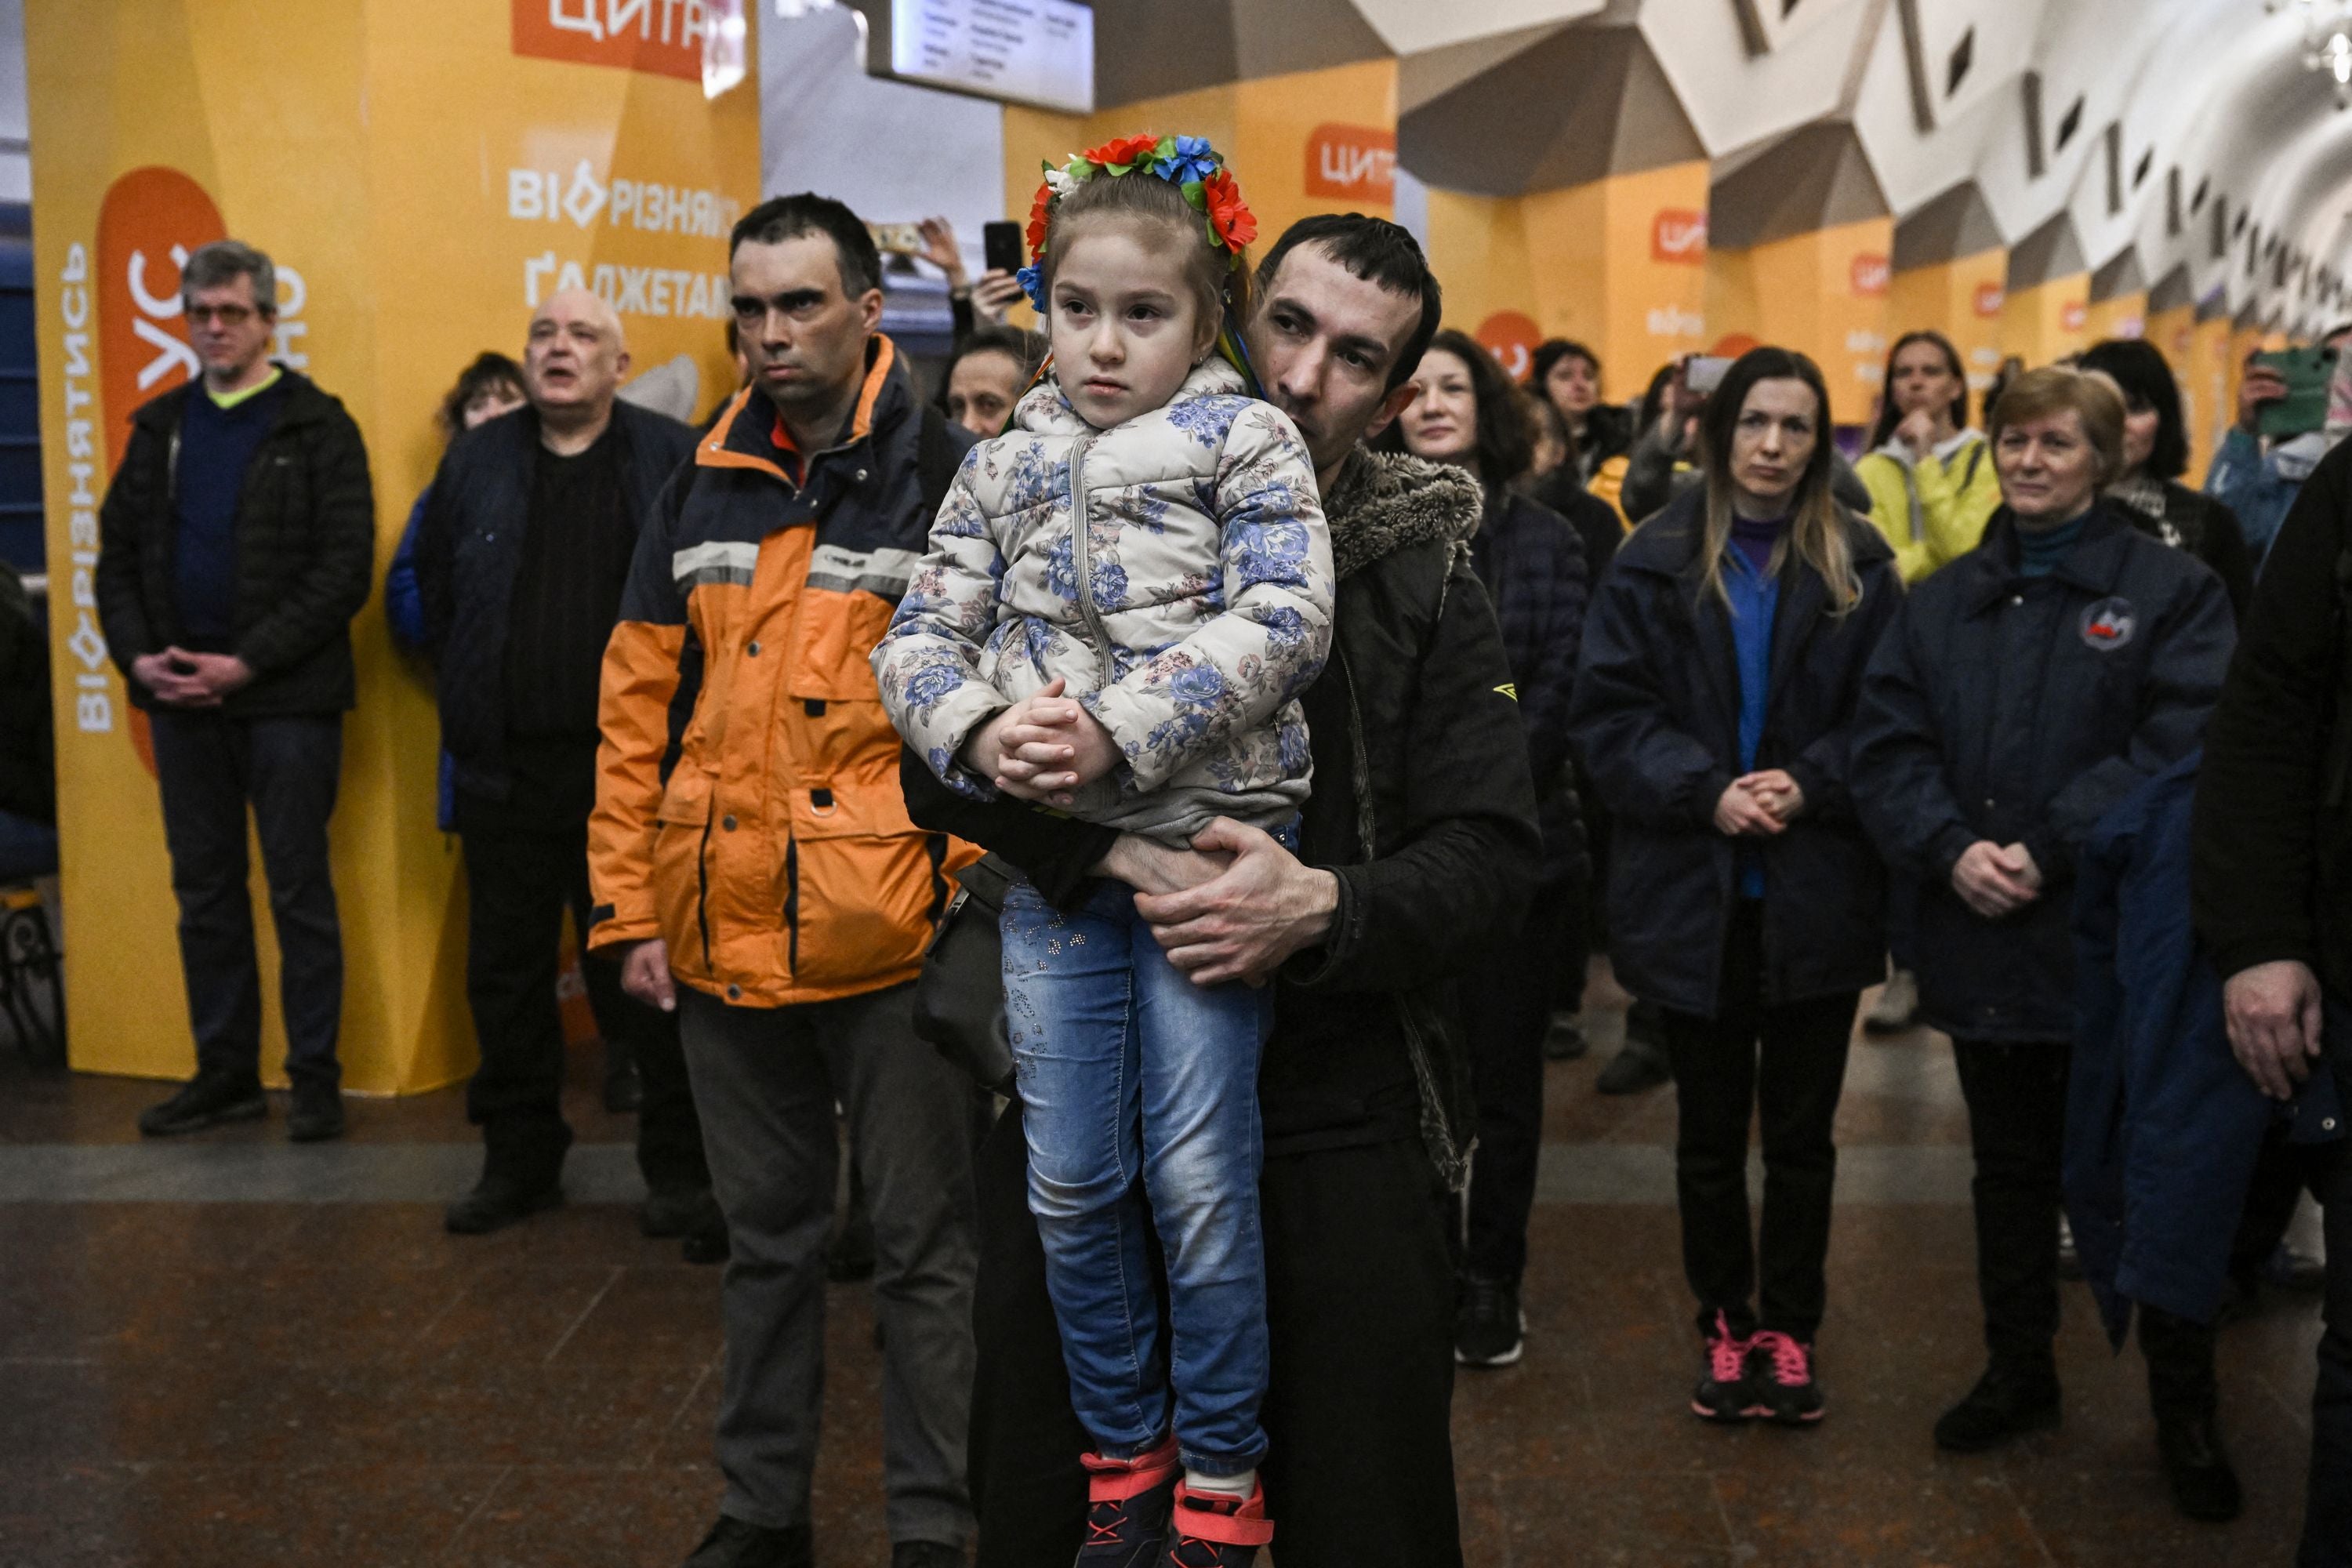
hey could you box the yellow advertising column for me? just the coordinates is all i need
[30,0,759,1091]
[2190,310,2238,484]
[2003,274,2091,368]
[1514,163,1711,401]
[2085,291,2148,343]
[1887,249,2009,412]
[1704,218,1896,427]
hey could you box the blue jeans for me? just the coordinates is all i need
[1000,876,1272,1478]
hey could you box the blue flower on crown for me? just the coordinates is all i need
[1154,135,1220,187]
[1016,261,1046,310]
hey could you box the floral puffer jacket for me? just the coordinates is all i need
[873,358,1334,845]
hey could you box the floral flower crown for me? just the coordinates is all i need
[1014,132,1258,310]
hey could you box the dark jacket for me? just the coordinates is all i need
[1854,503,2235,1043]
[901,447,1541,1189]
[1571,403,1634,484]
[2067,756,2290,1344]
[0,562,52,822]
[1469,485,1588,884]
[414,401,695,802]
[95,368,376,717]
[1569,489,1904,1017]
[2114,478,2255,622]
[2194,435,2352,1076]
[1527,467,1626,609]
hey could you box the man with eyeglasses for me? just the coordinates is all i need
[96,238,376,1142]
[588,194,978,1568]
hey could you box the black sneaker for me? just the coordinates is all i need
[683,1515,811,1568]
[445,1174,564,1236]
[136,1073,267,1137]
[1078,1438,1178,1565]
[641,1185,720,1239]
[2156,1412,2244,1523]
[889,1541,965,1568]
[1933,1363,2062,1452]
[1691,1312,1754,1422]
[1544,1014,1590,1062]
[1745,1330,1824,1425]
[1454,1272,1525,1367]
[287,1081,346,1143]
[1595,1038,1671,1095]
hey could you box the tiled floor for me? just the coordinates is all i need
[0,972,2325,1566]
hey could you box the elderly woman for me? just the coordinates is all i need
[1571,347,1902,1426]
[1853,367,2235,1469]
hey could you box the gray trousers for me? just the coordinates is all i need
[680,982,978,1547]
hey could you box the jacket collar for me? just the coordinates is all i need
[1322,447,1482,579]
[139,363,325,432]
[1012,357,1247,439]
[1610,485,1893,583]
[697,333,905,483]
[1960,501,2137,612]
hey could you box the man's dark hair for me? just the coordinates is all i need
[2080,336,2190,481]
[1530,339,1599,390]
[435,351,525,440]
[1371,327,1533,486]
[730,193,882,299]
[1255,214,1442,394]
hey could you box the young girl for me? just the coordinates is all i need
[873,136,1332,1567]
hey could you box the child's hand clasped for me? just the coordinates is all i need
[963,677,1124,807]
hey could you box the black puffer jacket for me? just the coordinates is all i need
[1468,485,1588,885]
[2111,477,2255,622]
[96,368,376,717]
[1569,489,1904,1017]
[414,401,695,800]
[1853,503,2235,1043]
[901,447,1541,1188]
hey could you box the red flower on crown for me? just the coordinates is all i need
[1201,169,1257,251]
[1083,132,1163,172]
[1025,182,1053,256]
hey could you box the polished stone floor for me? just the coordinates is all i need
[0,969,2326,1566]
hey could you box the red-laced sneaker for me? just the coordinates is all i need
[1745,1330,1825,1425]
[1691,1310,1754,1422]
[1078,1439,1180,1566]
[1163,1479,1273,1568]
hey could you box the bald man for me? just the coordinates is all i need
[416,289,713,1237]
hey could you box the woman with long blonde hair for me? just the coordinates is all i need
[1570,346,1903,1427]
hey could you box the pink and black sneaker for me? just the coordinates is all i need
[1745,1330,1825,1425]
[1691,1311,1754,1422]
[1077,1438,1179,1566]
[1163,1479,1273,1567]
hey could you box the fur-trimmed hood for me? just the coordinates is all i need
[1323,446,1483,579]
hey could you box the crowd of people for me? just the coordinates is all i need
[78,121,2352,1566]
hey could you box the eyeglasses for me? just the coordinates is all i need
[185,303,259,327]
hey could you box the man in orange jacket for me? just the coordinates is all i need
[589,194,978,1568]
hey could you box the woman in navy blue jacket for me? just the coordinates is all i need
[1852,365,2234,1461]
[1385,328,1591,1371]
[1570,347,1902,1425]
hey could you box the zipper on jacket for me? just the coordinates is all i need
[783,837,800,976]
[1067,434,1117,681]
[695,815,715,971]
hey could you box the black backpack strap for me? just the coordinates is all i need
[1960,439,1987,492]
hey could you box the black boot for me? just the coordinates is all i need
[447,1117,572,1235]
[683,1515,811,1567]
[2140,1305,2243,1522]
[136,1072,267,1137]
[1933,1359,2061,1452]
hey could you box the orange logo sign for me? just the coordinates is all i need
[2062,299,2089,332]
[95,166,227,472]
[1973,281,2006,318]
[1652,209,1707,264]
[1305,125,1396,203]
[1475,311,1543,383]
[511,0,705,82]
[1850,254,1890,296]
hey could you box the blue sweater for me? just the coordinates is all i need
[172,373,288,644]
[1723,523,1782,901]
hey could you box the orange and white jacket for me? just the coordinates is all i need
[587,337,978,1007]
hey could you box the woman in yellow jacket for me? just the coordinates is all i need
[1856,332,2002,585]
